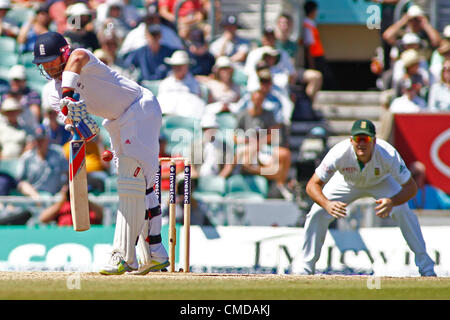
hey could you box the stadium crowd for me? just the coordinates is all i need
[0,0,448,226]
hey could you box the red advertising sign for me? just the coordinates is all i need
[394,113,450,193]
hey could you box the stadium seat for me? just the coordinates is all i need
[0,159,19,179]
[232,68,248,87]
[216,113,237,130]
[5,7,35,27]
[141,80,161,96]
[104,176,118,194]
[0,53,19,68]
[161,115,201,152]
[19,52,35,67]
[225,174,269,199]
[0,37,17,53]
[194,175,226,200]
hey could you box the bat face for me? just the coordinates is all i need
[69,137,90,231]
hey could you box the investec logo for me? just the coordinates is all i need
[169,165,176,203]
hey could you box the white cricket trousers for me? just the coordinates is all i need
[299,174,435,275]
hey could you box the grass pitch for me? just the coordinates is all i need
[0,272,449,300]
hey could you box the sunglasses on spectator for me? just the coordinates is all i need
[352,135,373,143]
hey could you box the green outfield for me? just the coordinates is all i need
[0,272,449,300]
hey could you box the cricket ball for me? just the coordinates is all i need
[102,150,114,162]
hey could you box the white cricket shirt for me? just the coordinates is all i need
[316,138,411,188]
[47,48,143,120]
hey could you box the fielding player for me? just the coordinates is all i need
[296,119,436,276]
[32,32,169,275]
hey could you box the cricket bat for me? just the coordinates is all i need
[68,95,90,232]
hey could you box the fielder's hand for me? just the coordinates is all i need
[375,198,393,219]
[325,200,347,219]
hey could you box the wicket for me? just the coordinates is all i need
[155,157,191,272]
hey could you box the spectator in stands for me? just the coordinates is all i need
[302,0,334,90]
[235,89,293,200]
[274,13,298,65]
[191,114,234,178]
[382,4,441,60]
[0,0,19,38]
[428,58,450,112]
[430,38,450,85]
[63,2,100,52]
[158,0,207,40]
[245,31,296,97]
[95,29,139,81]
[123,24,175,82]
[49,0,77,34]
[95,0,132,43]
[96,0,141,32]
[389,76,427,113]
[41,105,71,146]
[2,64,41,128]
[118,4,184,57]
[0,145,17,194]
[408,161,450,210]
[17,125,68,199]
[157,50,206,118]
[186,28,215,76]
[198,56,241,113]
[62,136,110,194]
[394,48,430,98]
[0,97,34,159]
[209,14,250,67]
[39,183,103,226]
[371,0,400,71]
[392,34,430,95]
[17,5,51,53]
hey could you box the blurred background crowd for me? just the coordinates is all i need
[0,0,448,227]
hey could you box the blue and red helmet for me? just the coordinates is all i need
[32,32,71,64]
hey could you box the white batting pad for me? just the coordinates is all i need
[113,156,146,268]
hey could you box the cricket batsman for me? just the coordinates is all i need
[32,32,169,275]
[296,119,436,276]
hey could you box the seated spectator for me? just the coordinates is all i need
[392,34,430,94]
[389,76,427,113]
[209,15,250,67]
[39,184,103,226]
[190,114,234,178]
[118,4,184,57]
[408,161,450,210]
[95,29,139,81]
[383,4,441,59]
[274,13,298,64]
[187,28,215,76]
[95,0,132,42]
[428,58,450,112]
[63,2,100,52]
[0,0,19,38]
[17,5,51,53]
[233,64,292,128]
[0,97,34,159]
[234,89,293,200]
[49,0,76,34]
[158,0,207,40]
[198,56,241,112]
[123,24,175,82]
[157,50,206,118]
[430,39,450,84]
[2,64,41,128]
[41,105,72,146]
[96,0,141,32]
[16,126,68,199]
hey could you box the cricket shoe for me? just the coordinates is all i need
[99,251,138,275]
[131,259,170,275]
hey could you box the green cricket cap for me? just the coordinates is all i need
[351,119,376,137]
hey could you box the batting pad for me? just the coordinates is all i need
[113,156,146,268]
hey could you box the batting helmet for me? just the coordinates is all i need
[32,32,71,64]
